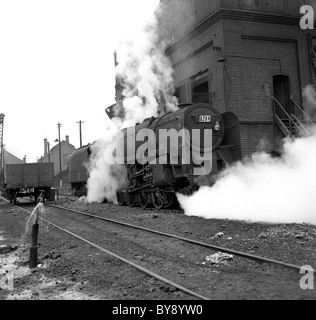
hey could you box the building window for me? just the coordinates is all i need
[175,84,187,104]
[191,74,210,104]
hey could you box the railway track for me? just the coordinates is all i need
[46,203,310,274]
[16,202,210,300]
[9,198,314,299]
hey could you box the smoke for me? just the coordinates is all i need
[178,88,316,226]
[86,134,128,203]
[303,84,316,120]
[86,4,178,203]
[114,11,178,127]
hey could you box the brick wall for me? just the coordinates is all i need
[240,124,281,156]
[165,10,316,156]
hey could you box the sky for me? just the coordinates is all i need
[0,0,160,163]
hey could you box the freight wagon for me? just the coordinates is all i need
[3,162,54,204]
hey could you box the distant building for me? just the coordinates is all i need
[3,150,24,165]
[38,135,76,176]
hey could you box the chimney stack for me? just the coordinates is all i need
[44,138,48,156]
[66,135,69,143]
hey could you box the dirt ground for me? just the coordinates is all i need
[0,196,315,300]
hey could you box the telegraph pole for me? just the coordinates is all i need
[76,121,85,148]
[57,123,62,189]
[0,114,5,178]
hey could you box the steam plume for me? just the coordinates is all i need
[86,4,178,203]
[114,13,178,127]
[178,87,316,226]
[86,133,128,203]
[303,84,316,120]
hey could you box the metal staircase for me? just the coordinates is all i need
[272,97,316,138]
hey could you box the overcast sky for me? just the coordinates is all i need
[0,0,160,162]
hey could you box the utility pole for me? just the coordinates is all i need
[57,123,62,189]
[0,114,5,178]
[76,121,85,148]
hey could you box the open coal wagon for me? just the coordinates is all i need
[3,163,54,205]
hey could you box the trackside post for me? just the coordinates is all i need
[29,191,44,268]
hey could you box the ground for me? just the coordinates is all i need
[0,196,315,300]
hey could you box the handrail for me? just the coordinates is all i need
[273,113,290,136]
[290,97,316,128]
[272,97,304,136]
[291,114,310,136]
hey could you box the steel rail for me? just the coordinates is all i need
[13,203,210,300]
[47,203,316,275]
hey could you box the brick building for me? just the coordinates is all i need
[157,0,316,156]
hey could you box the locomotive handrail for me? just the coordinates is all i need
[152,112,173,131]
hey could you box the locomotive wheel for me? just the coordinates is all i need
[138,192,150,209]
[126,193,136,207]
[128,165,137,188]
[151,191,164,210]
[116,191,124,206]
[163,191,175,209]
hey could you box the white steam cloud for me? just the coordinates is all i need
[86,5,178,203]
[114,13,178,127]
[178,87,316,226]
[86,135,128,203]
[303,84,316,120]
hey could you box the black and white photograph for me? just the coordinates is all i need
[0,0,315,306]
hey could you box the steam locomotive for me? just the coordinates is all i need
[68,102,242,208]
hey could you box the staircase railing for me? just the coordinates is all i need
[272,97,305,137]
[290,97,316,129]
[290,114,311,136]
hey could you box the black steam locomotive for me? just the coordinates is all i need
[68,102,242,208]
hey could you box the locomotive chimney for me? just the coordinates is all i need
[44,138,48,156]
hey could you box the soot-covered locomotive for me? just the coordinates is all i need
[68,102,242,208]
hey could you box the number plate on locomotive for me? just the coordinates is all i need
[199,115,211,123]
